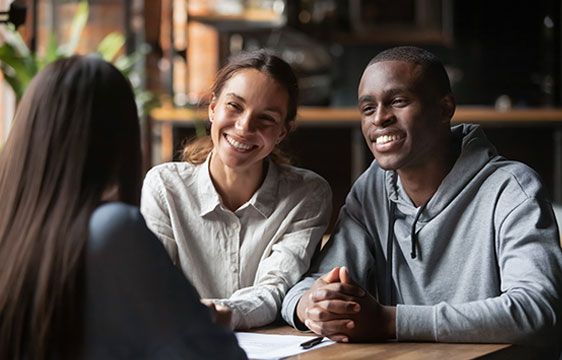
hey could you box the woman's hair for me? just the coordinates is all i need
[182,49,299,165]
[0,55,141,359]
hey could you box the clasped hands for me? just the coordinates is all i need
[296,266,396,343]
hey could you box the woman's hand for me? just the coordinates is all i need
[201,299,233,329]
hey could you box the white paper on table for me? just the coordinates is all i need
[235,332,335,360]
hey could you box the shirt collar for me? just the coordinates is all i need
[248,159,279,218]
[196,154,280,218]
[197,154,222,216]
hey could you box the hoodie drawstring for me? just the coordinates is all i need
[410,201,429,259]
[385,200,396,306]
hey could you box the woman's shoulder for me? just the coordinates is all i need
[88,202,152,256]
[276,164,331,194]
[144,161,200,186]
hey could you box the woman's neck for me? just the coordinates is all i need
[208,153,266,212]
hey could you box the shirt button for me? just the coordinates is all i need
[230,265,237,273]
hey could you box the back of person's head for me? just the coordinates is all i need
[0,55,141,359]
[182,49,298,165]
[369,46,452,97]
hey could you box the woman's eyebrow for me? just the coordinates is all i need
[225,92,245,102]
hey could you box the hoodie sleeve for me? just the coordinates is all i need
[281,173,380,329]
[396,197,562,350]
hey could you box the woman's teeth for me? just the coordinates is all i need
[225,134,253,150]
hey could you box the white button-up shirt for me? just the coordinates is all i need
[141,155,331,329]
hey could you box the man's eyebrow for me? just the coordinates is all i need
[358,88,412,104]
[358,95,374,104]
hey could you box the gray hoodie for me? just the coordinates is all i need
[282,124,562,355]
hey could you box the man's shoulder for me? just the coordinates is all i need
[486,157,547,199]
[351,160,387,192]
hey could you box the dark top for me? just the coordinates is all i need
[83,202,247,359]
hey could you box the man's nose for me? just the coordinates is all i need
[373,106,394,127]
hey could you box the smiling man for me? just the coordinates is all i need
[281,46,562,356]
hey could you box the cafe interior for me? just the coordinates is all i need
[1,0,562,358]
[4,0,560,233]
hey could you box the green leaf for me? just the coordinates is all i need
[58,0,89,56]
[1,24,31,57]
[0,43,36,89]
[96,32,125,62]
[39,33,61,69]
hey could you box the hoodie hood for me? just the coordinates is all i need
[386,123,499,222]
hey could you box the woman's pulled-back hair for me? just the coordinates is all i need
[182,49,298,165]
[0,55,141,359]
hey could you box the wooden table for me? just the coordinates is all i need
[150,106,562,202]
[247,325,532,360]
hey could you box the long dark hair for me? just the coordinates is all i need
[182,49,299,165]
[0,55,142,358]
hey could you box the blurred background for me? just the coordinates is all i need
[1,0,561,229]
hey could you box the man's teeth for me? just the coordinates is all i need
[376,134,401,145]
[226,135,253,150]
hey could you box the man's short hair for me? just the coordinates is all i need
[368,46,452,96]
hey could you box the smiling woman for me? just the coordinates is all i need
[141,49,332,330]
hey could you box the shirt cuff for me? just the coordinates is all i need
[396,304,437,342]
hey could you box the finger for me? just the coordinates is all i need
[340,266,351,284]
[321,267,341,284]
[310,285,364,301]
[305,318,355,338]
[315,299,361,315]
[306,303,357,321]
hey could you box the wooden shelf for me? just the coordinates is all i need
[151,106,562,125]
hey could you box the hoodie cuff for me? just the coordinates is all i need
[396,304,437,342]
[281,290,308,330]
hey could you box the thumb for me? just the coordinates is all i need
[321,267,341,284]
[339,266,354,285]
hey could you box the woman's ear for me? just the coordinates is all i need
[208,94,217,122]
[277,120,295,144]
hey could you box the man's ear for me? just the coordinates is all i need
[208,94,217,122]
[440,94,456,123]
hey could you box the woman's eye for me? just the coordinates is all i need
[260,115,277,123]
[226,102,241,111]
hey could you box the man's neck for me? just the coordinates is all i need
[398,136,460,207]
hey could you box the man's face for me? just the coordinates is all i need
[358,60,448,172]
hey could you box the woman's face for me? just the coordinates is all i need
[209,68,290,172]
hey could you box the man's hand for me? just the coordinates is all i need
[296,267,396,342]
[201,299,233,328]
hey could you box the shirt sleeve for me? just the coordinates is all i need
[281,178,379,329]
[85,203,247,359]
[219,178,332,329]
[140,169,179,264]
[397,198,562,350]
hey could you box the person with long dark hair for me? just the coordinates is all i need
[0,55,246,359]
[141,50,332,329]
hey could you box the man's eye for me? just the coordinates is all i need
[392,98,407,107]
[361,106,375,116]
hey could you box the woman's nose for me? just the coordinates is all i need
[235,113,256,132]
